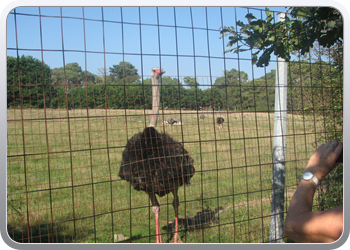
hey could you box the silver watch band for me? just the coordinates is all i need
[300,172,319,185]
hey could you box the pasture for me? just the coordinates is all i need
[7,108,325,243]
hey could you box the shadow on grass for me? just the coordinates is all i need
[7,223,74,243]
[162,208,220,243]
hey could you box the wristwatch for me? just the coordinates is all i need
[300,172,319,185]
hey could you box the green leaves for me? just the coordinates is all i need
[266,9,274,23]
[220,7,343,68]
[183,76,200,89]
[214,68,248,87]
[109,61,140,83]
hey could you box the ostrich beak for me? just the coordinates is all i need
[155,69,165,76]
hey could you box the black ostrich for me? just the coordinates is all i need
[200,115,205,120]
[216,117,225,130]
[118,68,195,243]
[168,117,178,125]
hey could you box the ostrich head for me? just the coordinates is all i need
[149,67,165,128]
[151,67,165,79]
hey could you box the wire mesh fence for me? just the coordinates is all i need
[7,6,343,243]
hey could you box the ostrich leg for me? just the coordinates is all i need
[149,193,162,243]
[172,189,180,243]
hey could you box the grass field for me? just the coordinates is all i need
[7,108,326,243]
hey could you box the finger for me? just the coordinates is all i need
[325,140,339,152]
[331,139,339,145]
[327,141,342,166]
[317,141,333,152]
[333,141,343,155]
[317,141,329,150]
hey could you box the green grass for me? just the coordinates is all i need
[7,108,326,243]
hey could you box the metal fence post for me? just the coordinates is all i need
[270,12,288,243]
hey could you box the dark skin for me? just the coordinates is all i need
[283,140,343,243]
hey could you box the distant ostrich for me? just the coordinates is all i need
[118,68,195,243]
[216,117,225,130]
[168,118,182,126]
[200,115,205,120]
[168,117,178,125]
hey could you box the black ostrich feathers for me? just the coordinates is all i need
[118,127,195,197]
[217,117,224,124]
[168,118,177,125]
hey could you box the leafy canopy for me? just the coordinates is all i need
[214,68,248,87]
[183,76,200,89]
[220,7,343,67]
[109,61,140,83]
[51,62,96,85]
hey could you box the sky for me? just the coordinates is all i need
[7,6,288,86]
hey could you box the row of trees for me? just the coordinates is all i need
[7,54,340,114]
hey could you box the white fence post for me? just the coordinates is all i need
[270,12,288,243]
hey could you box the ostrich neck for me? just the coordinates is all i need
[149,76,160,127]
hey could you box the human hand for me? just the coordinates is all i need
[305,140,343,180]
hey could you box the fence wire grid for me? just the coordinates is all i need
[7,6,343,243]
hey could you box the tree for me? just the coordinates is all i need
[51,62,83,85]
[109,61,140,83]
[220,7,343,68]
[183,76,200,89]
[51,62,98,96]
[96,67,110,84]
[7,55,51,108]
[220,7,342,139]
[214,68,248,87]
[7,55,51,84]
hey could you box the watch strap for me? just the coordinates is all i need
[300,173,319,185]
[310,175,319,185]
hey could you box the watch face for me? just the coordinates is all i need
[303,172,313,180]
